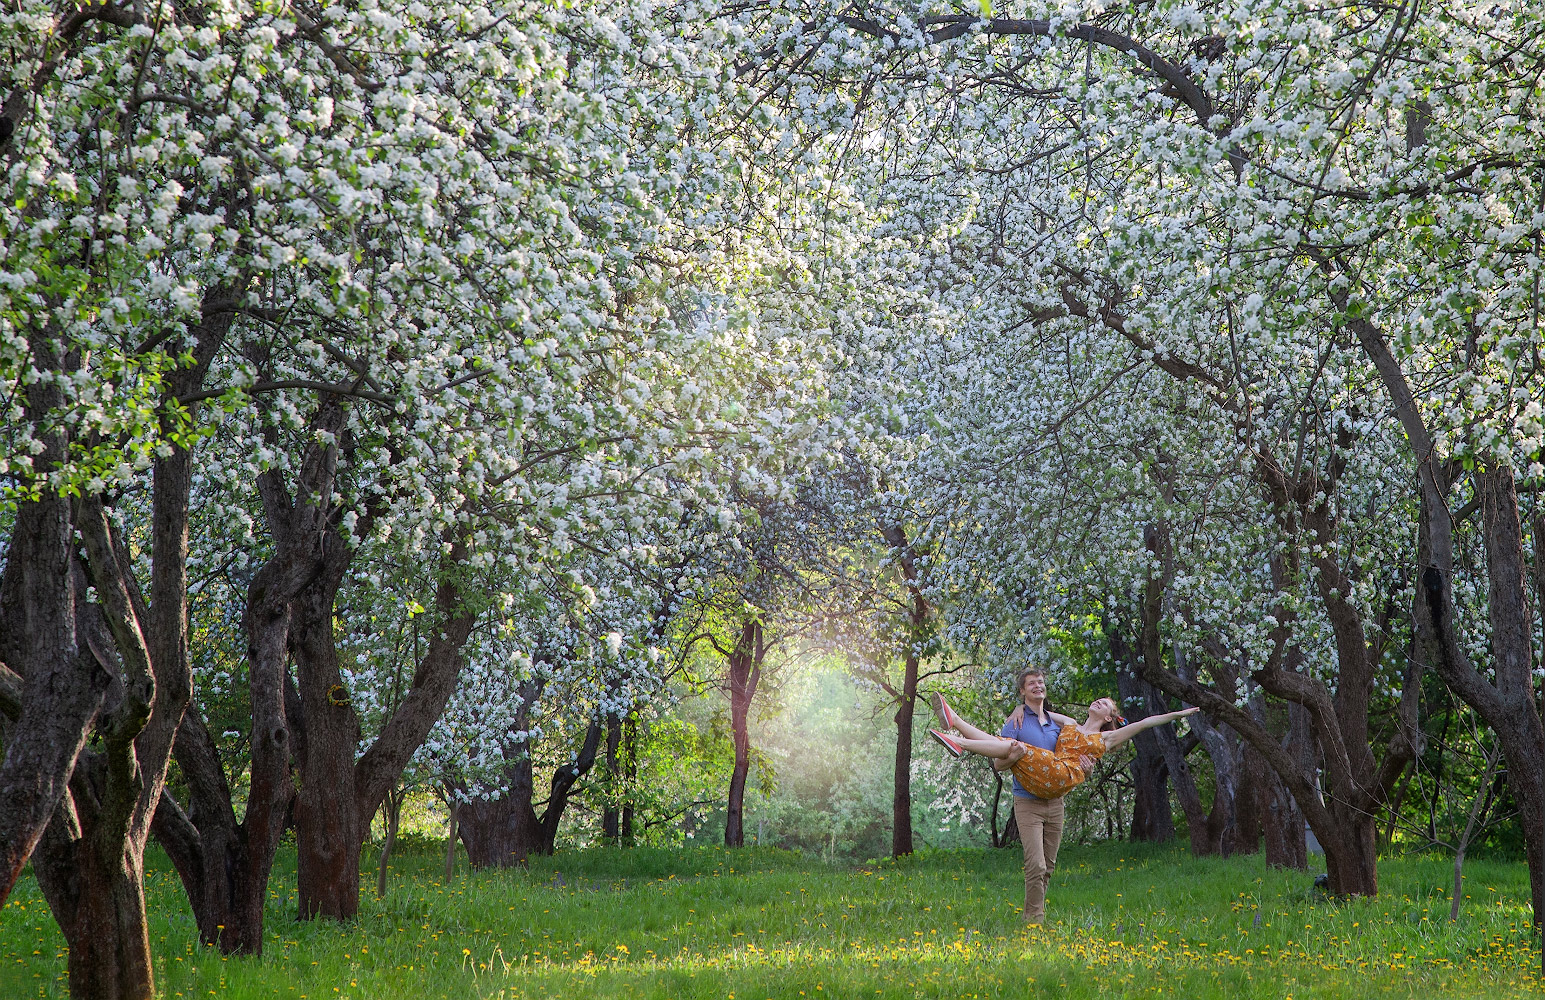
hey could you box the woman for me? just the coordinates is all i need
[929,693,1199,800]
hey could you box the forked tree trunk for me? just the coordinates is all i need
[22,299,227,998]
[29,511,192,1000]
[33,766,163,999]
[155,397,473,938]
[1132,414,1420,894]
[458,713,606,868]
[457,792,547,869]
[1178,647,1249,856]
[152,397,344,949]
[152,711,290,954]
[35,828,154,1000]
[1341,304,1545,938]
[288,545,475,918]
[0,352,113,908]
[1075,286,1419,897]
[1137,554,1218,856]
[1126,583,1217,856]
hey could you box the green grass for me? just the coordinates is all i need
[1,839,1539,999]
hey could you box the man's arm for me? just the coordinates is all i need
[994,715,1018,771]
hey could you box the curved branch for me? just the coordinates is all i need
[834,14,1215,125]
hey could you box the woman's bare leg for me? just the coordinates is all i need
[931,694,1004,743]
[951,734,1021,761]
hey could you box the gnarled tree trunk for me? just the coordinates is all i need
[155,396,474,938]
[21,292,228,999]
[457,704,606,868]
[288,528,475,919]
[0,494,104,905]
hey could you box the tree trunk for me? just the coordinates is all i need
[1134,573,1214,857]
[282,482,473,918]
[24,295,226,997]
[1253,699,1309,869]
[152,713,286,954]
[1159,719,1211,854]
[458,712,606,868]
[457,792,546,869]
[891,629,920,858]
[1233,750,1262,855]
[1002,806,1021,846]
[0,353,110,906]
[989,770,1006,847]
[621,716,637,847]
[1180,647,1249,856]
[1348,318,1545,941]
[150,525,305,953]
[377,785,402,898]
[33,819,154,1000]
[1475,469,1545,935]
[1322,800,1379,896]
[444,800,459,882]
[1113,652,1175,843]
[724,618,764,848]
[153,391,472,934]
[30,451,208,997]
[877,523,931,859]
[0,496,104,905]
[290,549,364,920]
[603,715,622,844]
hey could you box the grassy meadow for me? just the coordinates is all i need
[0,839,1539,999]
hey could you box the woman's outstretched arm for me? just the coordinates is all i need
[1101,706,1200,750]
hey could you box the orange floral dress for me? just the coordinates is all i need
[1010,725,1107,799]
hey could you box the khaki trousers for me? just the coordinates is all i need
[1013,794,1064,923]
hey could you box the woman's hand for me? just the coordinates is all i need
[1007,705,1026,728]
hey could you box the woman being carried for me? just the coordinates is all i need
[929,693,1198,799]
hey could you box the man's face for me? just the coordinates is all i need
[1021,672,1046,702]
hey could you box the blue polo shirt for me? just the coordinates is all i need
[1001,709,1061,799]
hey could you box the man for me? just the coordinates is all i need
[997,665,1091,924]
